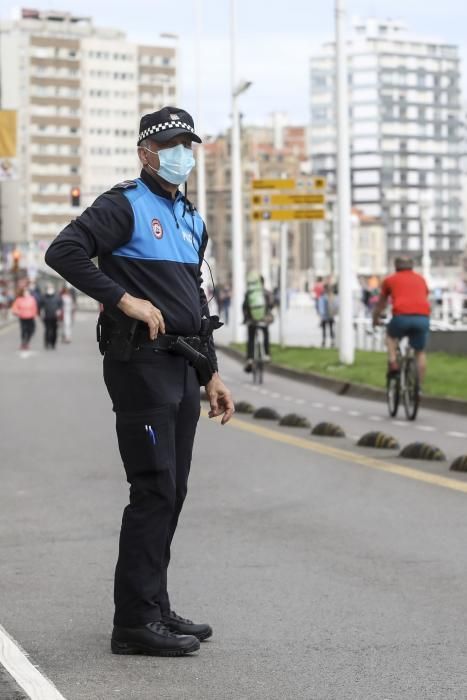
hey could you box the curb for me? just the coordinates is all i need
[219,344,467,417]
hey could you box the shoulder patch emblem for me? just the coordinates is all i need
[152,218,163,239]
[113,180,137,190]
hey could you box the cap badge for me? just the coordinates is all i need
[152,218,163,239]
[170,114,179,120]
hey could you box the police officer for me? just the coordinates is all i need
[45,106,234,657]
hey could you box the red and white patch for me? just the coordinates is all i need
[151,219,163,239]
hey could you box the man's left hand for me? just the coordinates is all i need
[205,373,235,425]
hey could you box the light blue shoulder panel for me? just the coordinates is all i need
[112,179,204,264]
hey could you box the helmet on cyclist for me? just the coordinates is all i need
[394,256,414,271]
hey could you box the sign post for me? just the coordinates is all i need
[250,177,327,348]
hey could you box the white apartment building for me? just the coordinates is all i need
[310,18,464,274]
[0,8,178,248]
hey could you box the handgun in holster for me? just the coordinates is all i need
[171,336,215,386]
[96,310,138,362]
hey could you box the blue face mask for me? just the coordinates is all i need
[144,143,195,185]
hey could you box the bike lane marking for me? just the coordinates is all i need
[0,624,67,700]
[205,412,467,496]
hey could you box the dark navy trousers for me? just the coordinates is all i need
[103,349,200,627]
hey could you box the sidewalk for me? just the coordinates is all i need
[216,305,324,347]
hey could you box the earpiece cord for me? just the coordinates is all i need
[184,205,216,314]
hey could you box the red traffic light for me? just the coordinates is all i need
[70,187,81,207]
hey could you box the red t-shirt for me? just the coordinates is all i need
[381,270,430,316]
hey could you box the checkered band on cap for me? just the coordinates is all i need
[138,120,195,142]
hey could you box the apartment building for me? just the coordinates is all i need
[0,7,178,249]
[190,120,313,290]
[310,18,464,275]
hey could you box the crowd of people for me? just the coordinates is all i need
[1,278,76,351]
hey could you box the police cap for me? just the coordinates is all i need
[137,106,202,145]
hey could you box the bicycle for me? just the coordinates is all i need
[250,321,267,385]
[386,336,420,420]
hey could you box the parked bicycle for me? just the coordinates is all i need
[387,336,420,420]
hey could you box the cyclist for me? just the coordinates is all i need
[372,257,430,383]
[243,271,274,372]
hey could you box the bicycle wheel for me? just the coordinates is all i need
[387,373,400,417]
[403,357,420,420]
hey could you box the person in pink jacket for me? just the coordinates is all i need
[11,287,38,350]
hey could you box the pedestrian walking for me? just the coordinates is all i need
[317,283,337,348]
[40,284,62,349]
[45,106,234,657]
[11,286,38,350]
[219,284,231,325]
[312,276,325,311]
[60,285,75,343]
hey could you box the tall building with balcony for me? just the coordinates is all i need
[0,8,178,251]
[310,18,464,275]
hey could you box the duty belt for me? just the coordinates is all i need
[134,331,201,352]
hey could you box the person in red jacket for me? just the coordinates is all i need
[11,287,39,350]
[372,257,430,382]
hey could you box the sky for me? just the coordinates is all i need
[2,0,467,135]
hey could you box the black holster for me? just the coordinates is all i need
[96,311,138,362]
[170,337,215,386]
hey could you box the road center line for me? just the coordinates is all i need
[203,412,467,496]
[0,624,67,700]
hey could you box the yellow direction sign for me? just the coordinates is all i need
[252,193,325,206]
[252,209,325,221]
[251,178,296,190]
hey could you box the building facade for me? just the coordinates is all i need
[310,18,464,276]
[0,7,178,252]
[190,120,314,291]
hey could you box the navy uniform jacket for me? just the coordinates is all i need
[45,169,217,368]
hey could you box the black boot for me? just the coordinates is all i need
[111,621,200,656]
[161,611,213,641]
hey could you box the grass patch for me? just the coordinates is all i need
[231,344,467,401]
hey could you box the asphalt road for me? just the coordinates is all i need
[218,351,467,463]
[1,315,467,699]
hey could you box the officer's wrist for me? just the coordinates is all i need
[117,292,132,313]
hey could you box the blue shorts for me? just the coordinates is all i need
[387,315,430,351]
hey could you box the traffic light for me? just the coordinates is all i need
[70,187,81,207]
[12,248,21,273]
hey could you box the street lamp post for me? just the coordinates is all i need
[230,0,251,342]
[335,0,354,364]
[195,0,206,221]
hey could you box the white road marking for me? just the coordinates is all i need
[295,398,305,405]
[348,410,361,416]
[329,406,341,412]
[259,389,269,395]
[447,431,467,439]
[416,425,436,432]
[283,395,293,402]
[271,392,280,398]
[391,421,408,427]
[0,623,67,699]
[312,402,323,408]
[369,415,383,422]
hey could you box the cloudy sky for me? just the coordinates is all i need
[2,1,466,135]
